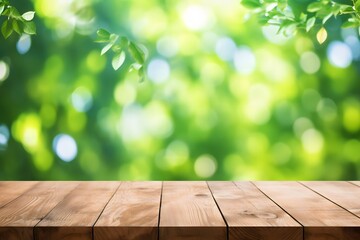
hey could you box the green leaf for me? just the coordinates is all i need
[1,20,13,39]
[112,44,122,53]
[322,13,333,24]
[23,21,36,34]
[128,42,145,64]
[348,17,358,22]
[97,28,110,39]
[22,11,35,21]
[307,2,323,12]
[138,66,145,82]
[9,6,20,18]
[119,36,129,47]
[112,51,126,70]
[342,20,359,28]
[130,63,142,71]
[356,0,360,12]
[0,4,5,15]
[277,0,287,10]
[258,16,270,25]
[1,6,9,16]
[300,12,307,22]
[109,33,119,42]
[12,19,21,34]
[265,3,277,12]
[94,38,109,43]
[283,23,297,36]
[316,6,333,18]
[332,4,341,16]
[340,5,355,13]
[306,17,315,32]
[101,42,114,55]
[241,0,261,9]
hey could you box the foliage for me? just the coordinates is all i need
[0,0,359,181]
[0,0,36,38]
[241,0,360,38]
[96,28,147,81]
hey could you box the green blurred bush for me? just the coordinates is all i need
[0,0,359,180]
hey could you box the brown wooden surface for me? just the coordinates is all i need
[0,181,78,240]
[0,181,359,240]
[0,181,38,208]
[159,181,226,240]
[301,181,360,218]
[254,181,360,240]
[350,181,360,187]
[35,181,119,240]
[94,181,162,240]
[209,181,302,240]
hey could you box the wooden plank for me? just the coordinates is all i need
[0,181,38,208]
[35,181,120,240]
[0,181,78,240]
[209,181,302,240]
[301,181,360,218]
[94,181,162,240]
[350,181,360,187]
[159,181,226,240]
[254,181,360,240]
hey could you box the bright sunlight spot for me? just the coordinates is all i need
[194,154,217,178]
[53,134,78,162]
[327,41,352,68]
[0,61,9,82]
[147,58,171,84]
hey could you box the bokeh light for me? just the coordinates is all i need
[0,125,10,151]
[147,58,171,84]
[16,35,32,55]
[71,87,93,112]
[181,4,215,31]
[157,36,179,58]
[300,51,321,74]
[53,134,78,162]
[327,41,352,68]
[0,61,9,82]
[0,0,359,180]
[194,154,217,178]
[234,46,256,74]
[215,37,237,61]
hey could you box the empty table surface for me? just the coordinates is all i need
[0,181,359,240]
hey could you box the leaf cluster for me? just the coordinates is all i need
[96,28,147,81]
[241,0,360,38]
[0,0,36,39]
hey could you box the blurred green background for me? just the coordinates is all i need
[0,0,359,180]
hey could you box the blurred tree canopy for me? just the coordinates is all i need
[0,0,359,180]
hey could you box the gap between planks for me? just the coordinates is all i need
[1,181,360,240]
[206,181,229,240]
[300,181,360,220]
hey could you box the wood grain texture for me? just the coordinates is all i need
[301,181,360,218]
[1,181,360,240]
[94,181,162,240]
[159,181,226,240]
[0,181,78,240]
[209,181,302,240]
[254,181,360,240]
[35,181,120,240]
[0,181,38,208]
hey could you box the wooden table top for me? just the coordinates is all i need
[0,181,359,240]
